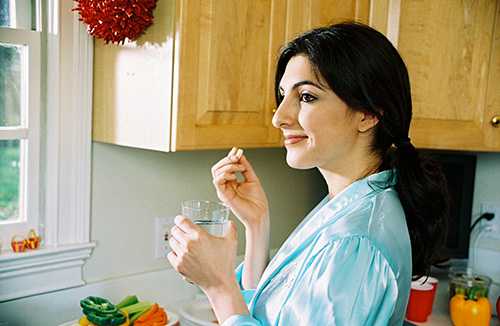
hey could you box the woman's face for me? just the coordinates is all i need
[272,55,368,170]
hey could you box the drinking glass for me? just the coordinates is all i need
[181,200,229,236]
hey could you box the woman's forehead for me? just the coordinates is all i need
[280,55,327,90]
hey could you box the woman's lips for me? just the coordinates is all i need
[284,136,308,145]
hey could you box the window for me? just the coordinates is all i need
[0,0,94,302]
[0,0,41,245]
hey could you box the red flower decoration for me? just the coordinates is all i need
[73,0,158,44]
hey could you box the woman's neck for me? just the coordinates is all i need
[319,154,381,199]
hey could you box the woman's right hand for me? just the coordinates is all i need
[211,147,269,229]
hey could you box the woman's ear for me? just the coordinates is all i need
[357,111,379,133]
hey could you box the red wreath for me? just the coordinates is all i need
[73,0,158,44]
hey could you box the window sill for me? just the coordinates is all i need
[0,242,95,302]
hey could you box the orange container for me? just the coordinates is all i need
[11,235,27,252]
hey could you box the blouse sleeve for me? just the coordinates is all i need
[282,236,399,326]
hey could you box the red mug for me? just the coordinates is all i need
[406,277,437,323]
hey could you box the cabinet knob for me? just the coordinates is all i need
[492,115,500,128]
[272,109,277,114]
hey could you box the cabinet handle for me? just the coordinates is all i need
[272,109,277,113]
[492,115,500,128]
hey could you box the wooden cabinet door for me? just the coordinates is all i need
[484,1,500,150]
[171,0,371,151]
[374,0,500,152]
[284,0,370,39]
[171,0,286,151]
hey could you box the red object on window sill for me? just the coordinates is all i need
[10,229,41,253]
[11,235,26,252]
[26,229,41,249]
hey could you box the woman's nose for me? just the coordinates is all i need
[272,98,296,129]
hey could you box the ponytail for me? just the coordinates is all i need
[391,141,449,276]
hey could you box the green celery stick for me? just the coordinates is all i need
[121,301,152,315]
[116,295,139,309]
[129,306,153,324]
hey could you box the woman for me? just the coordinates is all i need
[167,22,449,325]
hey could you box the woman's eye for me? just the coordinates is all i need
[300,93,316,103]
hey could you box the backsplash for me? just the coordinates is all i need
[84,143,327,282]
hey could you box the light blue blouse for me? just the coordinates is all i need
[222,170,412,326]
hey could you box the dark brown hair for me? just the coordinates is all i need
[275,22,449,276]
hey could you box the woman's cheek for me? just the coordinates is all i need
[297,111,310,133]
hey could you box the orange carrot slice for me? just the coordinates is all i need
[136,303,159,322]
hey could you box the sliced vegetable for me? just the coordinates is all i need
[134,304,168,326]
[116,295,139,309]
[136,304,158,322]
[129,306,152,324]
[116,309,130,326]
[80,296,126,326]
[78,315,90,326]
[86,312,126,326]
[121,301,153,315]
[80,296,118,315]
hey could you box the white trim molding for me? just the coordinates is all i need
[0,243,95,302]
[44,0,93,246]
[369,0,401,48]
[386,0,401,48]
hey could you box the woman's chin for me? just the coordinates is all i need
[285,153,315,170]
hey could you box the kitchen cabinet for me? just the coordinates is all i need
[92,0,369,151]
[283,0,370,40]
[171,0,284,151]
[372,0,500,152]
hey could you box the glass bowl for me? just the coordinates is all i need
[448,267,491,301]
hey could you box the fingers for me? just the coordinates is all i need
[211,157,239,178]
[210,147,245,178]
[228,146,237,157]
[239,154,259,182]
[167,251,179,269]
[214,163,246,177]
[174,215,203,239]
[169,230,185,254]
[170,225,188,247]
[213,172,237,187]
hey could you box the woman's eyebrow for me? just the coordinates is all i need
[279,80,326,93]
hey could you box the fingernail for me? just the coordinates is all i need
[236,148,244,158]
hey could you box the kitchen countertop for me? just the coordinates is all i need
[404,274,499,326]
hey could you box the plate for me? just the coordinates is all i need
[59,310,180,326]
[178,297,218,326]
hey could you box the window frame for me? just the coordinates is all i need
[0,7,42,246]
[0,0,94,302]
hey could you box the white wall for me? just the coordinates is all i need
[0,144,327,325]
[472,153,500,220]
[1,147,498,326]
[73,147,500,283]
[84,143,327,282]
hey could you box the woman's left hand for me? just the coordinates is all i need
[167,215,239,291]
